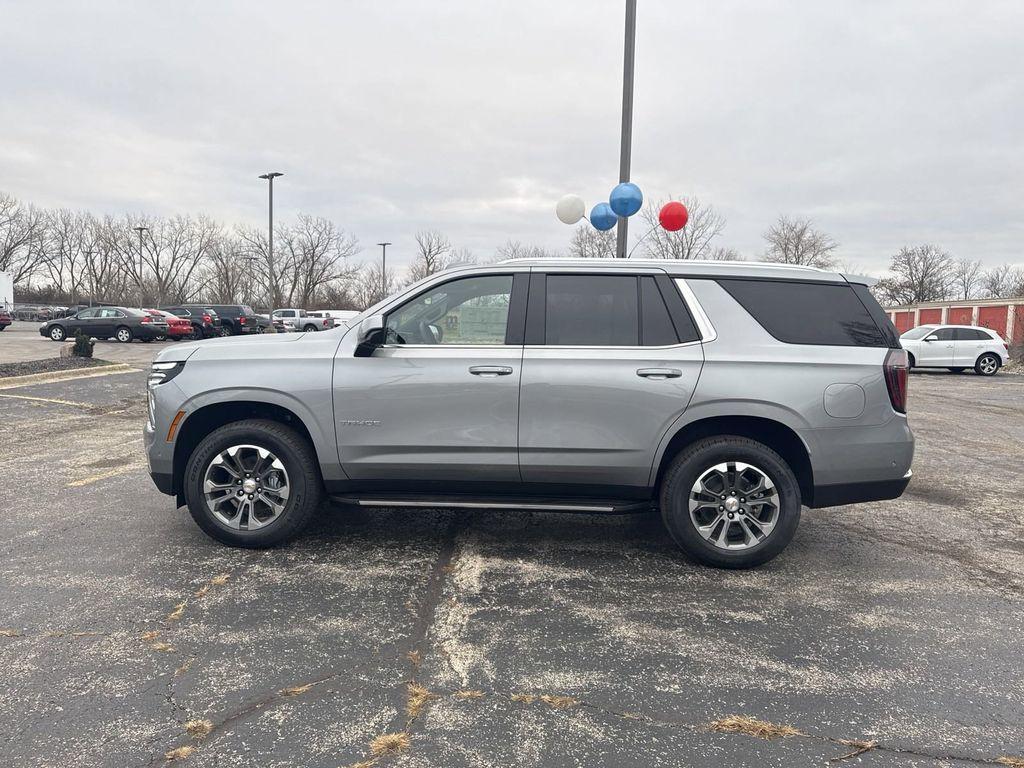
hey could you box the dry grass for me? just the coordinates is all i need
[167,601,187,621]
[174,658,195,677]
[164,745,195,761]
[141,630,160,642]
[406,682,437,718]
[193,585,210,598]
[149,642,176,653]
[184,719,214,739]
[406,649,421,666]
[280,682,314,697]
[370,732,410,757]
[210,573,231,586]
[709,715,805,740]
[454,690,485,699]
[511,693,577,709]
[829,739,878,762]
[997,758,1024,767]
[511,693,537,704]
[0,629,22,637]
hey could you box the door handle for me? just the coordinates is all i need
[469,365,513,377]
[637,368,682,379]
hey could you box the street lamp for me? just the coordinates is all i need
[376,242,391,299]
[258,172,283,327]
[615,0,637,258]
[133,226,148,308]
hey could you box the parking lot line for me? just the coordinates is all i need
[0,392,94,408]
[0,363,140,391]
[66,462,145,487]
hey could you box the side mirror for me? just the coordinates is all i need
[924,334,939,342]
[355,315,386,357]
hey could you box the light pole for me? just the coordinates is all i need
[615,0,637,258]
[133,226,148,307]
[376,242,391,300]
[259,172,283,328]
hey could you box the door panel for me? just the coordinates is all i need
[334,346,522,481]
[917,328,954,366]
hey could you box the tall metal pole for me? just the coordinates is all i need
[133,226,148,307]
[615,0,637,258]
[377,242,391,299]
[259,172,283,328]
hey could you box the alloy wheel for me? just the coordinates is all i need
[203,444,290,530]
[979,355,998,375]
[688,461,780,550]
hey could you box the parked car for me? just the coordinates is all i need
[145,260,913,568]
[899,324,1008,376]
[305,311,338,331]
[160,306,221,339]
[182,304,260,336]
[0,309,11,330]
[317,309,359,326]
[147,309,193,340]
[273,308,336,332]
[41,306,168,343]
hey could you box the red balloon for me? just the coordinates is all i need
[659,201,689,232]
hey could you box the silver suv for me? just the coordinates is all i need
[144,259,913,568]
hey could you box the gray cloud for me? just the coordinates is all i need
[2,0,1022,273]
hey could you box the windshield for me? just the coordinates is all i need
[901,326,936,340]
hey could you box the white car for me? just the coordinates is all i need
[900,324,1009,376]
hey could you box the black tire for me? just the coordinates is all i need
[220,323,234,337]
[115,325,133,343]
[303,324,318,333]
[183,419,323,548]
[975,353,1000,376]
[947,367,966,373]
[49,325,66,341]
[907,353,915,369]
[659,436,801,569]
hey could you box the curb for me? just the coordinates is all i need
[0,363,139,390]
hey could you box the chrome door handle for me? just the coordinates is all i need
[469,365,513,377]
[637,368,682,379]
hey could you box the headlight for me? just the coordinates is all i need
[148,361,185,388]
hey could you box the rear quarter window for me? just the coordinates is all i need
[718,279,891,347]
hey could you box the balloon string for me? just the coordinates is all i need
[626,222,660,259]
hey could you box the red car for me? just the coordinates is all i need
[146,309,193,340]
[0,309,11,331]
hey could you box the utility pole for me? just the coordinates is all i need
[259,172,283,326]
[133,226,148,307]
[376,242,391,300]
[615,0,637,258]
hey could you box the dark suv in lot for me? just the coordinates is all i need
[182,304,260,335]
[160,306,222,339]
[41,306,167,342]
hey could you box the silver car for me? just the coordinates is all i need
[144,259,913,568]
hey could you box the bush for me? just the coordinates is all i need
[72,329,94,358]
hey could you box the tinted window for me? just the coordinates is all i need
[640,277,678,346]
[719,279,888,347]
[955,328,988,341]
[852,284,899,347]
[932,328,956,341]
[77,308,99,319]
[546,275,638,346]
[387,274,512,345]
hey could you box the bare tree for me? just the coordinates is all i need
[953,258,983,300]
[44,209,90,304]
[978,263,1024,299]
[352,262,399,309]
[762,215,838,268]
[709,246,741,261]
[639,196,725,260]
[0,192,48,285]
[873,245,955,306]
[407,230,455,283]
[566,225,616,259]
[279,214,359,307]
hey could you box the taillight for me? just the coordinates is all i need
[883,348,909,414]
[202,314,211,323]
[323,319,329,327]
[240,317,247,325]
[141,316,151,324]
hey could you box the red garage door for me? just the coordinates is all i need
[1014,306,1024,345]
[919,308,942,324]
[978,306,1008,339]
[894,311,914,333]
[948,307,973,325]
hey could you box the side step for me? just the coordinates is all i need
[329,494,654,515]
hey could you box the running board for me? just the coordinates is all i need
[329,494,654,514]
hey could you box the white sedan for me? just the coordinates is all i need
[900,324,1009,376]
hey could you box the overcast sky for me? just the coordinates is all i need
[2,1,1022,274]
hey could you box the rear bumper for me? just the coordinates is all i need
[810,470,912,508]
[137,325,166,339]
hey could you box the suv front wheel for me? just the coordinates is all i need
[660,436,801,569]
[183,419,322,547]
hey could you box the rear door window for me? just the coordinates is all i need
[718,279,889,347]
[545,275,638,346]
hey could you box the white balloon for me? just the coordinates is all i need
[555,194,586,225]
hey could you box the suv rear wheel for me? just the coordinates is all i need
[659,436,801,569]
[183,419,322,547]
[975,353,1000,376]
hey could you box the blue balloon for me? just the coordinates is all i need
[609,182,643,217]
[590,202,618,231]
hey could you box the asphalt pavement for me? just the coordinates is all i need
[0,339,1022,767]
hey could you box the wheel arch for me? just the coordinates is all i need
[651,414,814,505]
